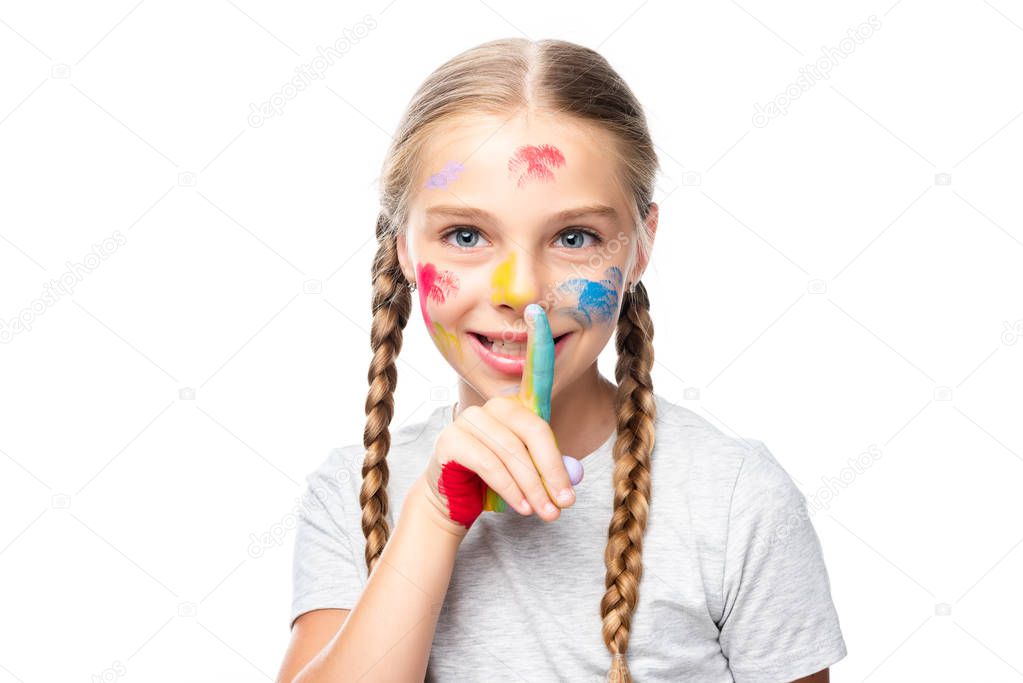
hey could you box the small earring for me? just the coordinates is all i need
[408,280,417,292]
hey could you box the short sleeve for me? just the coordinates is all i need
[289,447,366,629]
[718,440,847,682]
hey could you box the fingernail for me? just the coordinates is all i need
[563,455,584,486]
[557,488,574,505]
[518,499,532,515]
[543,502,557,516]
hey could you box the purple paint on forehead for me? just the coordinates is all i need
[424,160,465,189]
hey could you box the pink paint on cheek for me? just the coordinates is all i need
[415,262,459,330]
[437,460,486,529]
[508,144,566,188]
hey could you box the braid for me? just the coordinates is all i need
[360,213,412,577]
[601,281,656,682]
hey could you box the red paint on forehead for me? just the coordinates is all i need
[508,144,566,188]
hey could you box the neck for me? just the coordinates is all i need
[455,363,618,461]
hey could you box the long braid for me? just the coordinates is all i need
[360,213,411,576]
[601,281,656,682]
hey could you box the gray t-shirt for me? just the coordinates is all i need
[291,393,847,681]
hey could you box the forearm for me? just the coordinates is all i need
[294,476,463,682]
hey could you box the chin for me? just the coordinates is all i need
[463,371,521,400]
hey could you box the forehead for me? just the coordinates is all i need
[410,112,629,225]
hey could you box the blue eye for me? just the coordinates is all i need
[441,226,602,250]
[556,228,602,249]
[442,227,489,249]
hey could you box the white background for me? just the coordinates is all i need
[2,1,1022,681]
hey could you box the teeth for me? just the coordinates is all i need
[475,332,566,357]
[490,340,525,356]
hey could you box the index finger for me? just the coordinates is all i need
[518,303,571,506]
[519,303,554,423]
[481,305,567,515]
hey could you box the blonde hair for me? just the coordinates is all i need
[360,38,658,682]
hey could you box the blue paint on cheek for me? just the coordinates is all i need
[606,266,624,288]
[556,267,623,326]
[577,282,618,322]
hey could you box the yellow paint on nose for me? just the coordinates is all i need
[490,252,535,308]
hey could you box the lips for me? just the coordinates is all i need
[468,330,572,374]
[469,330,568,354]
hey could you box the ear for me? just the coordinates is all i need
[395,230,416,285]
[628,202,659,286]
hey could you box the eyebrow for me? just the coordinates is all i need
[425,204,618,222]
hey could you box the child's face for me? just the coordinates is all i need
[398,112,657,400]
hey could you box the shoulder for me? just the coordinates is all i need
[650,394,751,448]
[308,403,450,475]
[647,392,804,545]
[649,393,776,487]
[300,403,453,518]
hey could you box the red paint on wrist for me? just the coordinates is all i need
[437,460,486,530]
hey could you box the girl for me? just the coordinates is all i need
[279,38,846,682]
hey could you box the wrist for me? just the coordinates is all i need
[405,475,469,542]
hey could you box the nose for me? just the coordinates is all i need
[490,250,544,313]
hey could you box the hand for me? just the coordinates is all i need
[419,305,583,534]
